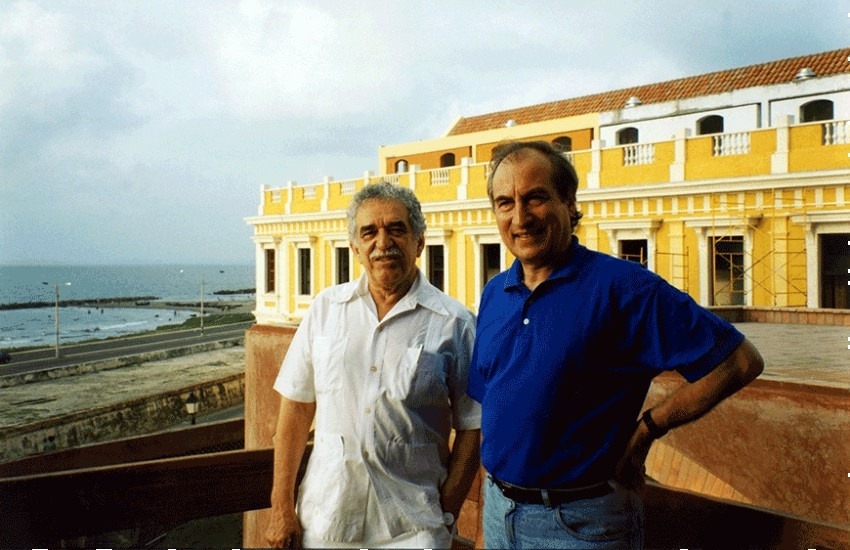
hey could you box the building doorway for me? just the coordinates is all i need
[819,233,849,309]
[710,236,744,305]
[619,239,648,267]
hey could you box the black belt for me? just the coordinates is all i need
[489,475,613,506]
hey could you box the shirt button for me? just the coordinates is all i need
[523,318,530,325]
[365,407,372,414]
[370,365,377,373]
[363,450,370,458]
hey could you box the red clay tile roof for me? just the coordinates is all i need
[447,48,850,136]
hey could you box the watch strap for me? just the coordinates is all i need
[641,408,669,439]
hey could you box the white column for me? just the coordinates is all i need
[587,139,602,189]
[409,164,420,192]
[285,181,294,215]
[321,176,332,211]
[458,157,470,200]
[669,128,688,182]
[258,184,268,216]
[771,115,791,174]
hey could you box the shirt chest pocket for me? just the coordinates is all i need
[312,336,345,393]
[386,346,449,406]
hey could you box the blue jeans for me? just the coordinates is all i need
[483,475,644,549]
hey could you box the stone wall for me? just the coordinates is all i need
[0,374,244,463]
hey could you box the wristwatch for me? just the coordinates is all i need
[641,408,669,439]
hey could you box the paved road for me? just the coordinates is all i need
[0,321,254,376]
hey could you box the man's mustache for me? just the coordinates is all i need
[370,248,403,261]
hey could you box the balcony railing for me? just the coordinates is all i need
[430,167,450,186]
[823,119,850,145]
[713,131,751,156]
[257,119,850,215]
[622,143,655,166]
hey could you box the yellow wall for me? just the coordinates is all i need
[685,130,775,180]
[599,141,675,187]
[788,124,850,172]
[385,146,473,174]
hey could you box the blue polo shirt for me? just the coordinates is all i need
[468,239,744,488]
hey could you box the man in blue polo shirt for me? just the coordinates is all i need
[468,140,764,549]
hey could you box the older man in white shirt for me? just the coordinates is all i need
[266,181,481,549]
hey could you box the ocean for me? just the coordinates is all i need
[0,264,254,349]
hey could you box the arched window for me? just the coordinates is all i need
[394,159,408,173]
[439,153,456,167]
[697,115,724,135]
[800,99,834,123]
[617,127,638,145]
[552,136,572,152]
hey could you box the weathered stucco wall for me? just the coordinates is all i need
[645,373,850,527]
[243,324,295,548]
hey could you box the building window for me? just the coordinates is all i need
[710,236,744,306]
[440,153,456,168]
[394,159,408,173]
[265,248,275,293]
[819,233,850,309]
[298,248,312,296]
[552,136,572,151]
[335,247,351,284]
[697,115,724,135]
[426,245,445,291]
[800,99,834,123]
[619,239,648,268]
[617,127,639,145]
[481,243,501,287]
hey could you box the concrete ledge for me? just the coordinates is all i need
[0,374,245,463]
[0,339,243,389]
[710,305,850,326]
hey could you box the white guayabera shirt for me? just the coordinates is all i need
[274,271,480,543]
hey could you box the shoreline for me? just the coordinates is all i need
[0,296,255,315]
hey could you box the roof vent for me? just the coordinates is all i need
[505,119,517,127]
[794,67,816,81]
[624,95,642,108]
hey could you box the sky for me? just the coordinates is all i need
[0,0,847,266]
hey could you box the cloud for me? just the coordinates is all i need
[0,0,847,266]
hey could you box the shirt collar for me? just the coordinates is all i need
[504,237,587,291]
[332,270,450,316]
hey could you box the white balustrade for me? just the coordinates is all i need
[712,132,751,156]
[822,120,850,145]
[340,180,356,195]
[623,143,655,166]
[431,167,450,186]
[384,174,401,186]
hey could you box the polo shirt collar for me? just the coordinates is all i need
[504,237,587,291]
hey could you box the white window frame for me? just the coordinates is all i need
[467,228,506,311]
[421,229,452,292]
[598,219,661,273]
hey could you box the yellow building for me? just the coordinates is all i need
[246,48,850,325]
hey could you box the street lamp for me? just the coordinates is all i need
[199,275,205,336]
[42,281,71,359]
[185,391,199,425]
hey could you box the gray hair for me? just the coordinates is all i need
[347,181,427,240]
